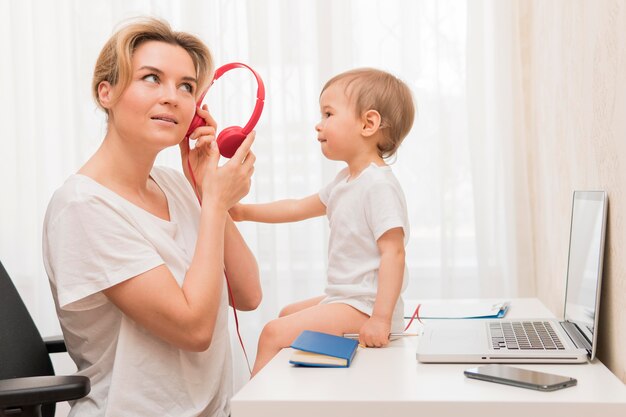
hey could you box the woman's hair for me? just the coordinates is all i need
[321,68,416,159]
[92,17,213,115]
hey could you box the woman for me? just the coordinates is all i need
[42,17,260,417]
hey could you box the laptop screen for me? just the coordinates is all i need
[563,191,607,348]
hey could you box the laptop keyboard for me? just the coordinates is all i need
[489,321,565,350]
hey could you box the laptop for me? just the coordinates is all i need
[416,191,608,363]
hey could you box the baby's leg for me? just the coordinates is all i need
[251,303,368,376]
[278,295,326,317]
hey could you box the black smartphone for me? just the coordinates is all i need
[464,365,577,391]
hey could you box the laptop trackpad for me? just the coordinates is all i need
[420,321,487,354]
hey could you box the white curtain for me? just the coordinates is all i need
[466,0,535,297]
[0,0,531,403]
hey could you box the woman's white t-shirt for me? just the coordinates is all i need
[42,166,232,417]
[318,163,410,333]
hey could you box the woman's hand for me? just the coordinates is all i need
[201,131,256,211]
[180,104,217,199]
[180,103,255,211]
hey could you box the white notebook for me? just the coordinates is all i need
[404,299,509,319]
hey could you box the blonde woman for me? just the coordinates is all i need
[43,17,260,416]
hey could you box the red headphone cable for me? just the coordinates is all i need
[404,303,422,332]
[186,156,252,375]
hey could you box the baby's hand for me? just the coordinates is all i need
[358,316,391,348]
[229,203,246,221]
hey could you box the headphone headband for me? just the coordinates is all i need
[185,62,265,158]
[211,62,265,135]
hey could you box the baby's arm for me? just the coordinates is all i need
[230,193,326,223]
[358,227,406,348]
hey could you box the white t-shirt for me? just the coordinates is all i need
[42,166,232,417]
[318,163,410,333]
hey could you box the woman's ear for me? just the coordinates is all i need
[97,81,113,109]
[361,110,382,137]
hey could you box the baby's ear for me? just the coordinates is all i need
[361,109,382,137]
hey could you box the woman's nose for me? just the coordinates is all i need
[160,83,179,106]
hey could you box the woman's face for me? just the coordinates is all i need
[104,40,198,150]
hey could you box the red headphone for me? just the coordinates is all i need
[185,62,265,158]
[184,63,263,374]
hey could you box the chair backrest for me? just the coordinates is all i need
[0,261,56,416]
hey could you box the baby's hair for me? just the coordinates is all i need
[321,68,415,159]
[92,17,213,115]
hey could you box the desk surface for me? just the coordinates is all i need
[231,298,626,417]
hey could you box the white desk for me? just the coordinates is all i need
[231,298,626,417]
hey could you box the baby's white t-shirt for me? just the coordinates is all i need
[42,166,232,417]
[318,163,410,332]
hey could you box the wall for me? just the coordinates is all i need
[520,0,626,383]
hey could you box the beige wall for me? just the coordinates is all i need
[521,0,626,383]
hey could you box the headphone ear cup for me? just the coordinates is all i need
[186,114,205,138]
[186,88,209,138]
[217,126,247,158]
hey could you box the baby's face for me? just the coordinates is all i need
[315,83,362,161]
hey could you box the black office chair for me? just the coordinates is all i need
[0,261,89,417]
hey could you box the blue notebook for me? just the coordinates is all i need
[289,330,358,368]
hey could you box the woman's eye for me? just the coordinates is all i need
[143,74,158,83]
[180,83,193,93]
[325,112,332,118]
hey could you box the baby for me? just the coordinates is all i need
[231,68,415,375]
